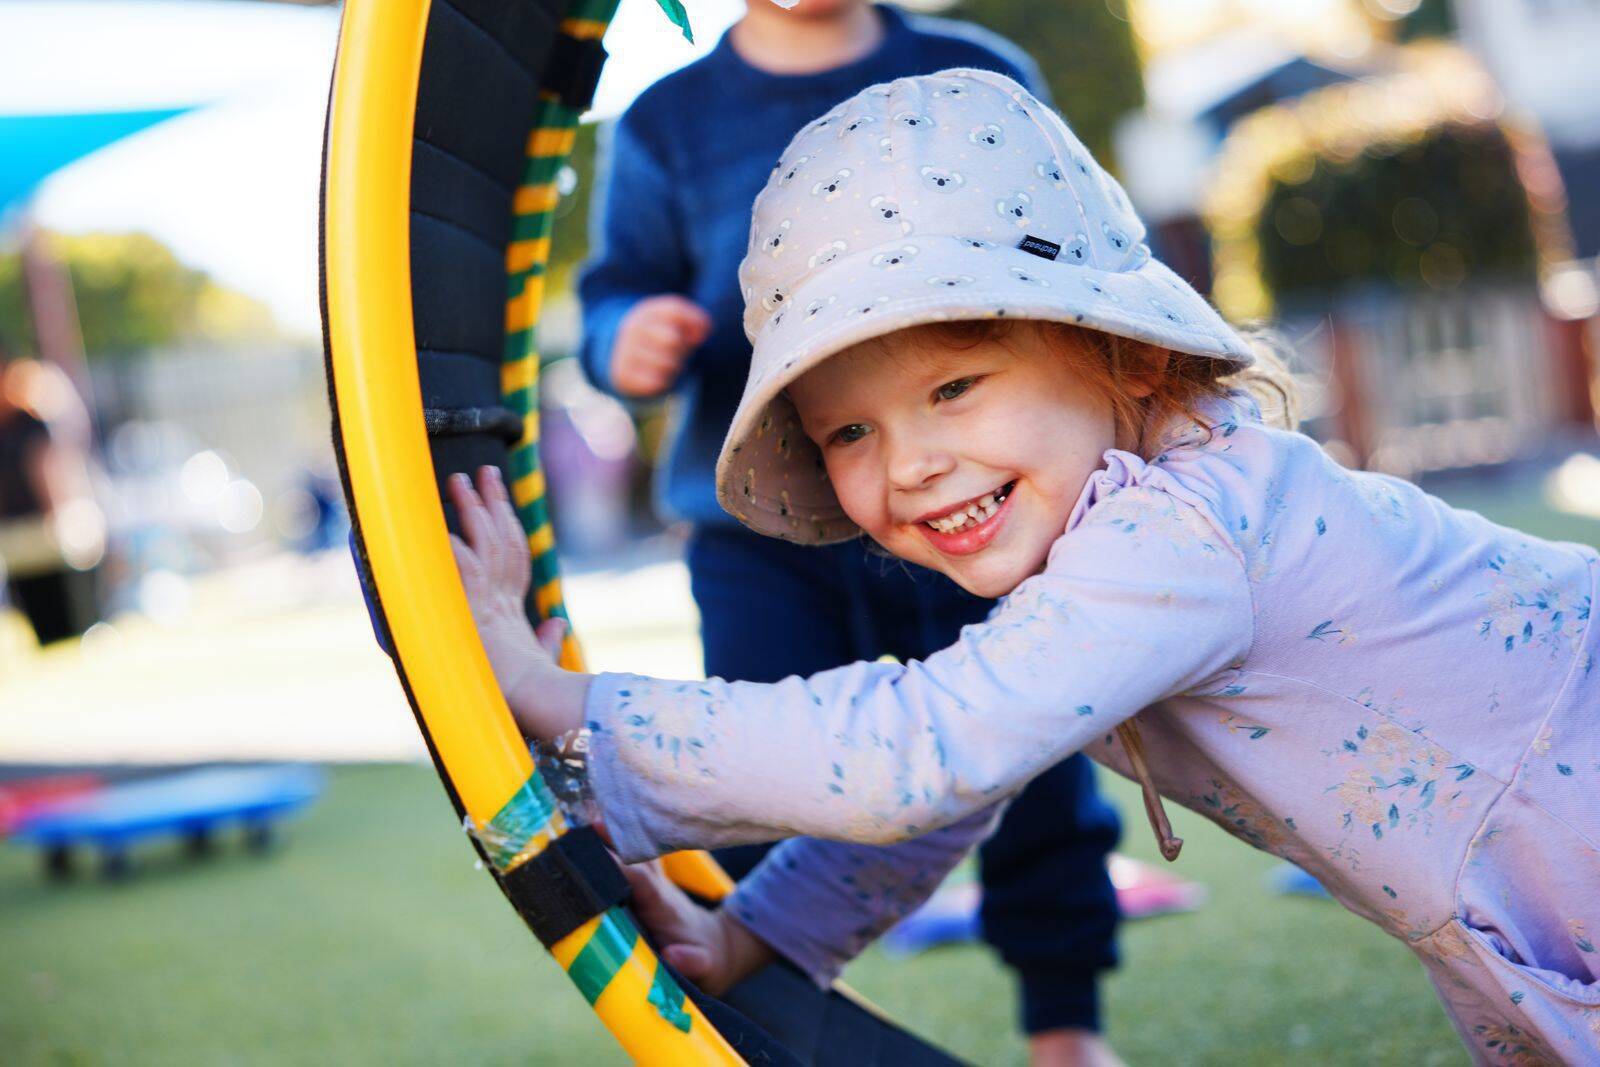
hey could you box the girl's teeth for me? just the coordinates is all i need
[928,490,1006,533]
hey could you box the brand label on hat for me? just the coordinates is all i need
[1018,235,1061,261]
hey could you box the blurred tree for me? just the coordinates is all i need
[1205,44,1569,320]
[1360,0,1456,42]
[947,0,1144,168]
[1396,0,1454,42]
[547,121,599,299]
[0,231,277,359]
[1258,123,1537,303]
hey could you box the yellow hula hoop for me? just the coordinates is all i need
[321,1,740,1059]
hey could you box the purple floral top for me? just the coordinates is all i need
[586,397,1600,1062]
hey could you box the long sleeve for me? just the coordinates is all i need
[587,477,1254,862]
[575,114,692,398]
[723,804,1005,987]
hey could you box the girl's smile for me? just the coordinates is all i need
[789,322,1133,598]
[914,478,1016,554]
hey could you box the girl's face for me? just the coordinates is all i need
[789,324,1128,599]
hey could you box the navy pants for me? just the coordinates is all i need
[688,525,1122,1034]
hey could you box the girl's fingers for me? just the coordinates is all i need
[448,534,484,590]
[620,860,669,916]
[663,943,712,982]
[446,469,475,520]
[467,468,508,583]
[619,860,650,894]
[450,473,495,563]
[484,467,532,592]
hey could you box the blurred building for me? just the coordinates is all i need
[1115,7,1599,481]
[85,343,336,619]
[1114,27,1361,293]
[1455,0,1600,261]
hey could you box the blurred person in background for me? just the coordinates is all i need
[0,334,104,645]
[577,3,1122,1063]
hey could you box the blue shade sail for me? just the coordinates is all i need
[0,107,189,219]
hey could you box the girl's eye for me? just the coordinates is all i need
[831,423,871,445]
[935,377,976,402]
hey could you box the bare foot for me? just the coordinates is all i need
[1029,1028,1125,1067]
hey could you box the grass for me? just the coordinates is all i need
[1425,466,1600,549]
[1,764,1468,1065]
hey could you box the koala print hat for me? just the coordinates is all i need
[717,68,1255,545]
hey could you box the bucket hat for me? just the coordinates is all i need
[717,68,1254,545]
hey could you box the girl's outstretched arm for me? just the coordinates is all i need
[724,806,1007,988]
[587,484,1253,863]
[451,467,1252,986]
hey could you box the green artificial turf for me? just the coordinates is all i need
[1427,469,1600,550]
[1,763,1467,1065]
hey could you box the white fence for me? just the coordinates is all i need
[1280,284,1565,479]
[91,344,331,503]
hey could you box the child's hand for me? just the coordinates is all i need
[448,466,586,740]
[609,295,711,398]
[624,860,775,996]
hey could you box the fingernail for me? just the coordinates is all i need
[451,473,468,487]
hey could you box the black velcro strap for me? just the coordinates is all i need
[423,405,524,444]
[541,34,608,111]
[501,826,631,947]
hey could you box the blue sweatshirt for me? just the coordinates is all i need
[577,5,1047,526]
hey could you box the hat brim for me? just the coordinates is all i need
[716,235,1253,545]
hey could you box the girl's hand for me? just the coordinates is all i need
[448,466,587,740]
[624,860,775,996]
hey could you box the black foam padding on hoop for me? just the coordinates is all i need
[412,139,513,249]
[414,0,553,191]
[410,0,565,376]
[417,349,502,409]
[501,826,632,948]
[423,405,525,443]
[416,350,507,537]
[720,963,969,1066]
[543,34,608,111]
[667,960,805,1067]
[412,213,505,364]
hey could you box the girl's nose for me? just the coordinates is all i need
[885,436,955,492]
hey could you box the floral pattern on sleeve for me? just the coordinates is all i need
[1321,717,1477,865]
[1475,545,1592,658]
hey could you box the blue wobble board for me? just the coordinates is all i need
[12,765,324,880]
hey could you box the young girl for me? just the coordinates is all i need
[450,70,1600,1062]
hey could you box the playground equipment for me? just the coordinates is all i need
[10,765,322,880]
[320,1,963,1061]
